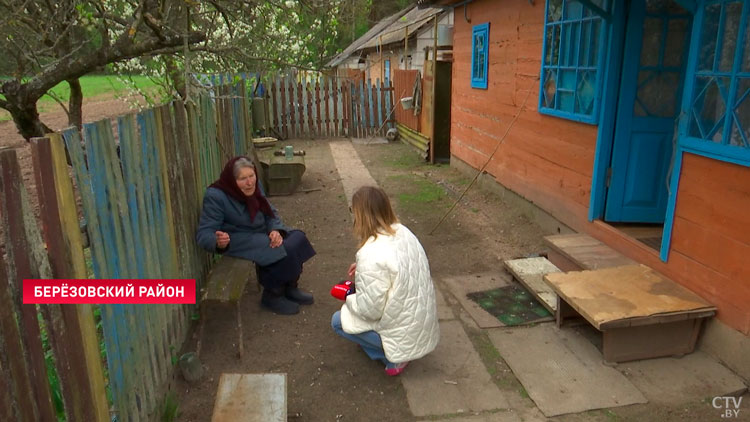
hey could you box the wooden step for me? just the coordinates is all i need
[212,373,286,422]
[504,257,561,313]
[544,234,635,272]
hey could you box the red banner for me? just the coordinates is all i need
[23,279,196,304]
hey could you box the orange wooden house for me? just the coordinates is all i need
[419,0,750,379]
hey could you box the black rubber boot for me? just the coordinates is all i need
[285,282,314,305]
[261,288,299,315]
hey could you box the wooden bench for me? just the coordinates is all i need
[212,373,286,422]
[197,256,259,359]
[544,264,716,363]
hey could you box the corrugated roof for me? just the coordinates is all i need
[326,7,412,67]
[360,6,444,50]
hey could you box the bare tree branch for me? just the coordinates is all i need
[42,89,70,116]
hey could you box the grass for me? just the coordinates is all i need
[0,75,158,121]
[388,175,447,212]
[44,75,157,103]
[384,149,428,169]
[161,391,180,422]
[38,312,66,421]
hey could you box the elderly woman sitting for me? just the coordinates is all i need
[196,156,315,315]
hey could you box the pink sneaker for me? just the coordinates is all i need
[385,361,409,376]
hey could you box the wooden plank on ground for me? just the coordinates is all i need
[212,373,286,422]
[544,233,636,270]
[205,256,253,302]
[544,265,717,330]
[504,257,560,313]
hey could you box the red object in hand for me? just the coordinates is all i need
[330,280,355,301]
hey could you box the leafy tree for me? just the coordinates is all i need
[0,0,207,139]
[0,0,347,141]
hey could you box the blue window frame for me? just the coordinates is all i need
[539,0,610,124]
[682,0,750,157]
[661,0,750,261]
[384,59,391,83]
[471,23,490,89]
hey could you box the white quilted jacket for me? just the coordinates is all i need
[340,223,440,363]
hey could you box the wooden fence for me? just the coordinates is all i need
[392,69,421,133]
[0,81,251,421]
[264,74,395,139]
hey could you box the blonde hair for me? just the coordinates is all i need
[351,186,398,247]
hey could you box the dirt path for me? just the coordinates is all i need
[175,139,742,422]
[175,139,547,421]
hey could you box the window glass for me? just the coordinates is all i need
[471,23,490,89]
[698,4,721,71]
[539,0,608,122]
[719,2,743,72]
[688,1,750,150]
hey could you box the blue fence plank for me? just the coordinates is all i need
[82,123,119,278]
[118,115,147,279]
[61,128,104,278]
[100,304,127,420]
[367,78,375,131]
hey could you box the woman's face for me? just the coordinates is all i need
[236,166,257,196]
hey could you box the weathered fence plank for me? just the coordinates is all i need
[0,148,57,422]
[315,78,322,136]
[0,254,37,422]
[31,136,108,422]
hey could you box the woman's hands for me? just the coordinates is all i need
[347,262,356,278]
[269,230,283,248]
[215,231,230,249]
[216,230,282,249]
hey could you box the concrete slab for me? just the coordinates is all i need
[434,286,455,321]
[488,324,647,417]
[504,257,560,313]
[442,273,512,328]
[329,141,378,204]
[402,320,510,417]
[617,351,748,405]
[699,319,750,382]
[212,373,286,422]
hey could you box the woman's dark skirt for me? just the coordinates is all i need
[257,230,316,290]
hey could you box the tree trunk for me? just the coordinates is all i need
[67,78,83,130]
[165,57,187,100]
[1,80,52,141]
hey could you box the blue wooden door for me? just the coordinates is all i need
[605,0,691,222]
